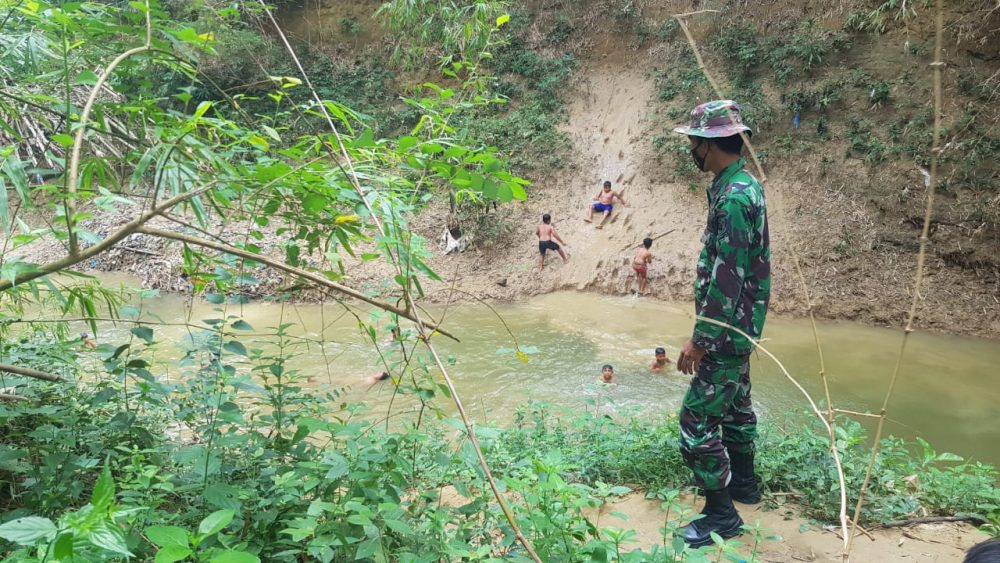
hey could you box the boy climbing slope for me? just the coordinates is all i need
[584,180,627,228]
[633,237,654,295]
[536,213,569,271]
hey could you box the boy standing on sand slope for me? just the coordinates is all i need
[536,213,569,271]
[633,237,654,294]
[584,180,627,228]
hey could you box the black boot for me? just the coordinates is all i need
[728,450,762,504]
[678,488,744,548]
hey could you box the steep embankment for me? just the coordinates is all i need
[376,36,999,340]
[9,1,996,341]
[364,54,710,306]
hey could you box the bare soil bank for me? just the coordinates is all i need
[437,486,991,561]
[11,13,997,342]
[590,492,989,562]
[23,52,995,341]
[336,50,999,341]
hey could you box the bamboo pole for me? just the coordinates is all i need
[847,0,946,553]
[64,0,152,256]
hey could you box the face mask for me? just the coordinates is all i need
[691,139,707,171]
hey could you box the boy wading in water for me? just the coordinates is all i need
[600,364,615,384]
[650,347,671,372]
[633,237,654,295]
[584,180,627,228]
[536,213,569,271]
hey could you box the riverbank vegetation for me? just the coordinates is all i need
[1,0,998,560]
[2,325,998,561]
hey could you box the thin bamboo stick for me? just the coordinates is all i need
[64,0,152,256]
[847,0,945,554]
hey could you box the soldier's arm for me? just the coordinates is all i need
[692,193,754,352]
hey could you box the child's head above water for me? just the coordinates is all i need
[643,237,653,249]
[654,347,667,361]
[601,364,614,382]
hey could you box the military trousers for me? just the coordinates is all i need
[678,353,757,492]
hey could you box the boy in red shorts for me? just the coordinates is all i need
[633,237,653,294]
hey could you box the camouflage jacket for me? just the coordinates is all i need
[693,157,771,356]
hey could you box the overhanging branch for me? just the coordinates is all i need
[134,226,459,342]
[0,364,64,382]
[0,183,216,292]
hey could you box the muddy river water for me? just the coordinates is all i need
[90,289,1000,467]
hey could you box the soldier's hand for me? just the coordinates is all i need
[677,339,706,375]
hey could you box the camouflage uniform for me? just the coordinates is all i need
[674,101,771,492]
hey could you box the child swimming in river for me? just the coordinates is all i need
[650,347,670,372]
[368,371,391,385]
[600,364,616,384]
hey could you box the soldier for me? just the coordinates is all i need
[672,100,771,547]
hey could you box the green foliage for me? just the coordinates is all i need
[654,52,710,103]
[0,332,758,562]
[339,15,362,35]
[845,0,928,33]
[455,36,576,172]
[782,81,844,114]
[607,0,641,22]
[377,0,510,69]
[713,18,849,85]
[652,134,701,183]
[0,0,530,305]
[498,403,1000,530]
[656,18,679,40]
[0,464,137,561]
[3,326,998,561]
[847,118,888,163]
[305,57,417,137]
[762,418,1000,527]
[545,15,574,46]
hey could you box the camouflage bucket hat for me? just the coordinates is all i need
[673,99,752,139]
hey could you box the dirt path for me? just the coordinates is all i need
[439,486,989,561]
[588,492,989,562]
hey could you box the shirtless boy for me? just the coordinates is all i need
[633,237,653,294]
[536,213,569,271]
[584,180,627,228]
[650,347,671,372]
[600,364,616,384]
[369,371,391,385]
